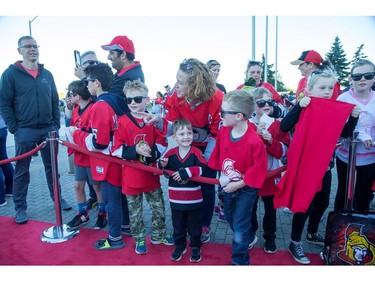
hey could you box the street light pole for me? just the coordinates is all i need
[29,16,38,36]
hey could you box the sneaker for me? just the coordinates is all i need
[15,209,28,224]
[190,247,202,262]
[217,211,226,222]
[0,200,7,207]
[213,204,220,214]
[306,232,325,246]
[67,213,89,230]
[170,248,187,262]
[248,235,258,250]
[135,240,148,254]
[289,241,311,264]
[150,234,174,245]
[200,226,210,243]
[264,239,277,254]
[94,238,125,250]
[121,225,132,236]
[61,198,72,211]
[94,212,107,229]
[86,198,98,210]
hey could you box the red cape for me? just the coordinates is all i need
[274,97,354,213]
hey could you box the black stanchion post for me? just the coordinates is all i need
[40,131,79,243]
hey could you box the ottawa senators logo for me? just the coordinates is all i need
[337,224,375,265]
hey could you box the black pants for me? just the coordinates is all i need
[291,170,332,242]
[251,195,276,241]
[335,158,375,211]
[171,208,203,251]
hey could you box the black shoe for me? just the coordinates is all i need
[264,239,277,254]
[94,212,107,229]
[61,198,72,211]
[289,241,310,264]
[86,198,98,210]
[190,247,202,263]
[121,225,132,236]
[67,213,89,230]
[170,248,187,262]
[306,232,325,246]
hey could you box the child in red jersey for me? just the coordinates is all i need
[248,87,290,254]
[208,89,268,265]
[66,80,107,231]
[158,118,208,263]
[72,63,128,250]
[111,80,173,255]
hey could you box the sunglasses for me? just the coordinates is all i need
[256,100,275,108]
[220,109,246,118]
[125,96,146,104]
[19,45,39,49]
[247,61,262,67]
[82,77,96,87]
[351,72,375,81]
[182,59,193,72]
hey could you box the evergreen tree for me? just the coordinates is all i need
[325,36,351,87]
[350,44,368,66]
[260,54,288,92]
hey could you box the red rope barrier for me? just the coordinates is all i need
[60,140,287,186]
[0,141,46,165]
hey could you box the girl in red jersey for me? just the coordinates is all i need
[208,89,268,265]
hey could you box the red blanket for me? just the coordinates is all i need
[274,97,354,213]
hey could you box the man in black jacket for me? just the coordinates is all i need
[0,35,72,224]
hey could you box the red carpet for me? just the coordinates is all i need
[0,216,323,266]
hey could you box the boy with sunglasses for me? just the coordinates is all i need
[335,59,375,212]
[249,87,290,254]
[111,80,174,255]
[72,63,128,250]
[208,89,267,265]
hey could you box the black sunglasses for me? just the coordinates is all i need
[181,59,193,72]
[247,61,262,67]
[125,96,146,104]
[220,109,246,118]
[256,99,275,108]
[351,72,375,81]
[82,77,96,87]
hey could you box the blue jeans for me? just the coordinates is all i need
[101,181,122,239]
[224,186,258,265]
[0,128,14,203]
[13,126,61,212]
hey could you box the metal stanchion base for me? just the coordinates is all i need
[40,224,79,243]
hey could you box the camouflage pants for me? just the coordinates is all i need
[127,188,167,242]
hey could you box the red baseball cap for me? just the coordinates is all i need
[290,50,323,65]
[101,35,135,54]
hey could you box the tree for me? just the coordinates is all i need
[325,36,351,87]
[350,44,368,66]
[260,54,288,92]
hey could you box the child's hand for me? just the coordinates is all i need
[256,122,266,135]
[351,105,361,118]
[157,157,168,168]
[138,112,160,126]
[261,131,273,144]
[136,141,151,157]
[299,97,311,108]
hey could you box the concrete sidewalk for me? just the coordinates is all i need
[0,114,357,259]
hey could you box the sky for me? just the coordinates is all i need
[1,2,375,99]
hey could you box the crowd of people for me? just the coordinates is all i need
[0,34,374,266]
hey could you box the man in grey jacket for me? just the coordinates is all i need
[0,35,71,224]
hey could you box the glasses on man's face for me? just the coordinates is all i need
[20,45,39,49]
[220,109,246,118]
[125,96,146,104]
[351,72,375,82]
[247,61,262,67]
[256,99,275,108]
[181,59,193,72]
[82,60,99,66]
[82,77,96,87]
